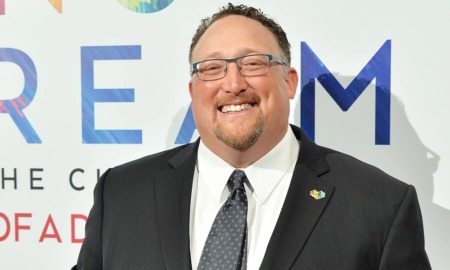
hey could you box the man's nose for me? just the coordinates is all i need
[222,62,247,95]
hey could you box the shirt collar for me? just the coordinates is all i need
[197,128,300,204]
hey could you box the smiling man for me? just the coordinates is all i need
[73,4,431,270]
[189,13,298,168]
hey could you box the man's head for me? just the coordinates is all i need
[189,4,298,167]
[189,4,292,66]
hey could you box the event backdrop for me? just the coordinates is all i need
[1,0,449,269]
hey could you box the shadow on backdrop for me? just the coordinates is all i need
[295,74,449,269]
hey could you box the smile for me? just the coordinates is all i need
[220,103,255,113]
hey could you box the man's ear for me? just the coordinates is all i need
[285,67,299,99]
[189,80,193,98]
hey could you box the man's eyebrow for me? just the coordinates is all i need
[201,52,223,59]
[198,48,261,60]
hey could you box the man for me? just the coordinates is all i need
[74,3,431,270]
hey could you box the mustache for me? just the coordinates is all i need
[214,92,261,107]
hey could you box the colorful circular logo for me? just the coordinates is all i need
[117,0,174,13]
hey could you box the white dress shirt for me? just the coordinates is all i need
[189,129,300,269]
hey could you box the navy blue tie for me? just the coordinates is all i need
[197,170,248,270]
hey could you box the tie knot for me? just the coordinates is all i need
[228,170,246,190]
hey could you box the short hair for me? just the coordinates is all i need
[189,3,291,66]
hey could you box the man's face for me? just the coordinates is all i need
[189,15,298,155]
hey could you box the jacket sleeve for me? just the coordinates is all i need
[74,169,112,270]
[378,185,432,269]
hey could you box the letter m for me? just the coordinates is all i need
[301,40,391,145]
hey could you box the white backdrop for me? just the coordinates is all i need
[0,0,449,269]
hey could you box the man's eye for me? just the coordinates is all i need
[244,61,262,66]
[241,59,266,70]
[250,61,264,66]
[201,64,223,73]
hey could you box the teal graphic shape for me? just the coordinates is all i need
[118,0,174,13]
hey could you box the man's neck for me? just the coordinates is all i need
[204,126,289,168]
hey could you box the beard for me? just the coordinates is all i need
[213,107,264,151]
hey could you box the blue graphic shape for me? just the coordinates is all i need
[81,45,142,144]
[301,40,391,145]
[175,104,196,144]
[0,48,41,143]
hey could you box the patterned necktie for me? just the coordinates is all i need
[197,170,248,270]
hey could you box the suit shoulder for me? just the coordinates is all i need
[110,142,197,176]
[318,145,409,191]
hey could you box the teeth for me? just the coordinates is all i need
[221,103,253,113]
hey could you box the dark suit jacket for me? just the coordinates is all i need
[74,126,431,269]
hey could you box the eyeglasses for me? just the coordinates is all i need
[191,54,287,81]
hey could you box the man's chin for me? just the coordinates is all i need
[219,135,258,151]
[214,124,263,151]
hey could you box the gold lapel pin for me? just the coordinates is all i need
[310,189,326,200]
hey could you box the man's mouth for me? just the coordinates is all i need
[219,103,256,113]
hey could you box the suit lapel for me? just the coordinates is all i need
[154,141,199,270]
[260,127,336,270]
